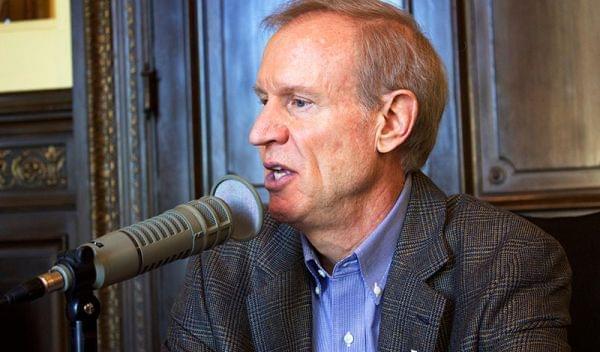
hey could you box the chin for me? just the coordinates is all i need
[267,203,292,223]
[267,199,301,225]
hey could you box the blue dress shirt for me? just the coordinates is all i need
[301,174,412,351]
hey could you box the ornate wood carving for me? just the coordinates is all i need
[82,0,158,350]
[84,0,122,350]
[0,145,67,191]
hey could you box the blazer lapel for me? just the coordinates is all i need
[378,172,452,352]
[246,222,313,352]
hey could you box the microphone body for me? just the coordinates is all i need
[1,175,263,304]
[80,195,234,290]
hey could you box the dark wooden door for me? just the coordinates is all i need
[465,0,600,211]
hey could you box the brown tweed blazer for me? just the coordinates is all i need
[164,171,571,351]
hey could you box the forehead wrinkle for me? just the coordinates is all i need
[259,12,361,103]
[258,72,349,106]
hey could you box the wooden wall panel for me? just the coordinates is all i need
[413,0,465,195]
[493,0,600,172]
[0,90,75,212]
[151,0,198,346]
[466,0,600,210]
[201,0,285,202]
[0,89,74,351]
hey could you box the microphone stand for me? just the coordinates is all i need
[58,246,101,352]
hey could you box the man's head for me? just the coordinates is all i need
[249,0,447,232]
[262,0,448,171]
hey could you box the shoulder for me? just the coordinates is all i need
[165,213,298,350]
[442,193,570,287]
[445,193,562,252]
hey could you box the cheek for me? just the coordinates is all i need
[321,131,348,165]
[345,123,374,154]
[324,131,371,178]
[328,127,347,150]
[342,127,378,174]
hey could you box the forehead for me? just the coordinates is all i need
[257,13,358,92]
[269,12,357,50]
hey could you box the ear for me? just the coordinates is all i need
[374,89,418,154]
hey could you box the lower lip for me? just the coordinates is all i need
[264,171,296,191]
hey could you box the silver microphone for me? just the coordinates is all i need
[1,175,263,304]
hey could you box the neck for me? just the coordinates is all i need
[303,173,406,272]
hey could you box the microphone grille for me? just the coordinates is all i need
[187,200,218,229]
[203,197,229,223]
[121,210,192,247]
[184,197,233,249]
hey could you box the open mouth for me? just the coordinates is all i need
[271,165,292,181]
[264,162,295,190]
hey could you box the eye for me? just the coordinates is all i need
[290,98,312,110]
[256,95,268,105]
[292,99,307,108]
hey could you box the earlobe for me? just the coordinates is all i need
[375,89,418,154]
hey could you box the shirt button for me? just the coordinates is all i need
[315,286,321,295]
[373,282,382,297]
[343,332,354,347]
[317,269,327,278]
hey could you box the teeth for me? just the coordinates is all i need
[274,170,285,180]
[272,166,282,171]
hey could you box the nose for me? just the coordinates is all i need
[249,103,289,146]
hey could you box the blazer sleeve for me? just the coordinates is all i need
[163,255,217,352]
[477,225,572,351]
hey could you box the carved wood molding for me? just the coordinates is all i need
[0,145,66,191]
[119,1,155,351]
[0,89,72,136]
[83,0,158,350]
[0,89,71,116]
[84,0,122,350]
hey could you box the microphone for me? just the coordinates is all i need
[0,175,263,304]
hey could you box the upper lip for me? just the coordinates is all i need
[264,161,294,172]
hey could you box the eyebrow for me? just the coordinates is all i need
[253,85,266,97]
[253,84,319,98]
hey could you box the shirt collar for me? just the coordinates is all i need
[301,173,413,302]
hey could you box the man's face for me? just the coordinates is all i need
[249,13,383,232]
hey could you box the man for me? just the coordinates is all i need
[165,1,571,351]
